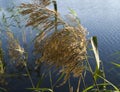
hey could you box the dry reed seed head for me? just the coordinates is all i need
[20,1,61,29]
[33,0,51,6]
[38,26,87,82]
[21,6,59,28]
[20,0,87,85]
[6,31,24,63]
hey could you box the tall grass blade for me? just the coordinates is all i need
[68,8,80,24]
[53,72,65,87]
[77,77,81,92]
[68,8,77,17]
[97,74,119,91]
[112,62,120,68]
[49,71,53,90]
[27,88,53,92]
[83,83,110,92]
[91,36,101,69]
[36,74,44,88]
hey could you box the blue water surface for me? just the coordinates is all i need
[1,0,120,92]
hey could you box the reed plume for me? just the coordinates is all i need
[20,0,87,85]
[6,31,25,67]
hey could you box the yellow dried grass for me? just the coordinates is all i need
[20,0,87,85]
[37,26,86,83]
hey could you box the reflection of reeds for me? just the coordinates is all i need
[20,0,87,85]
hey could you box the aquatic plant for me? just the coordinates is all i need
[20,0,87,86]
[6,31,24,62]
[0,0,119,92]
[19,0,120,92]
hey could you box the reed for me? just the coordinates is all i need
[20,0,87,86]
[0,0,119,92]
[6,31,25,67]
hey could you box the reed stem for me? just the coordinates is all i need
[85,55,100,92]
[52,0,58,31]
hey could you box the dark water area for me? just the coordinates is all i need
[1,0,120,92]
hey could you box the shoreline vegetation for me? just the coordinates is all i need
[0,0,120,92]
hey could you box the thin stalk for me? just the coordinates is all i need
[76,76,81,92]
[49,71,54,90]
[68,78,71,92]
[68,77,73,92]
[97,74,119,91]
[23,54,35,88]
[85,55,100,92]
[24,63,35,88]
[52,0,58,31]
[22,30,26,45]
[81,74,87,90]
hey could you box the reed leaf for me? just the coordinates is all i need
[69,8,77,17]
[36,74,45,88]
[91,36,101,70]
[90,36,103,82]
[96,74,119,91]
[83,83,110,92]
[112,62,120,68]
[27,88,53,92]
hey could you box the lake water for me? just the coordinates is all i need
[1,0,120,92]
[58,0,120,86]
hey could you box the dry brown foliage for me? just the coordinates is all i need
[33,0,51,6]
[20,0,87,85]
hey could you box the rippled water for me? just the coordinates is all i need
[61,0,120,86]
[57,0,120,83]
[1,0,120,91]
